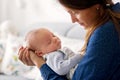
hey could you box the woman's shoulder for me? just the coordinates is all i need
[112,2,120,12]
[94,20,116,36]
[89,20,118,44]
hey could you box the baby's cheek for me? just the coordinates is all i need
[50,45,57,51]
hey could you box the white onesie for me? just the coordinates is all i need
[44,47,83,79]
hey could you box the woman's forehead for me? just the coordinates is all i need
[64,6,80,13]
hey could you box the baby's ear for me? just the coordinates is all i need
[35,51,43,57]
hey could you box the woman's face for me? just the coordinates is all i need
[65,4,100,29]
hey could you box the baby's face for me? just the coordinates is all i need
[26,28,61,55]
[39,29,61,54]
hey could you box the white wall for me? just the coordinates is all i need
[23,0,72,28]
[0,0,119,30]
[0,0,26,28]
[0,0,71,30]
[114,0,120,3]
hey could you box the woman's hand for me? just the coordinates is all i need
[18,46,35,66]
[18,46,45,68]
[30,51,45,68]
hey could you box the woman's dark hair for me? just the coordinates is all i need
[58,0,120,54]
[58,0,107,10]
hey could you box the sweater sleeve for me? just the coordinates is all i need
[40,63,68,80]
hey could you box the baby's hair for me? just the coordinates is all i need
[24,28,44,53]
[25,28,44,41]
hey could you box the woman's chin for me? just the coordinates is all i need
[79,24,87,29]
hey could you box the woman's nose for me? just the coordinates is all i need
[71,15,78,23]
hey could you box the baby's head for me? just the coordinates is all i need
[25,28,61,56]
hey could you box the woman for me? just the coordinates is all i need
[18,0,120,80]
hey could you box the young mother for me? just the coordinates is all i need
[18,0,120,80]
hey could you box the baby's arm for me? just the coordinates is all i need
[46,50,83,76]
[62,47,77,58]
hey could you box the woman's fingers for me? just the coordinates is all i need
[18,46,23,55]
[18,47,45,67]
[18,47,25,63]
[26,50,35,66]
[18,46,35,66]
[22,48,29,64]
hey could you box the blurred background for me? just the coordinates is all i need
[0,0,71,29]
[0,0,119,80]
[0,0,119,32]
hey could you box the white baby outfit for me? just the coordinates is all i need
[44,47,83,79]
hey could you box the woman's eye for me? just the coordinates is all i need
[74,12,79,16]
[69,11,79,16]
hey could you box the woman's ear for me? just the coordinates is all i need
[94,4,103,16]
[95,4,101,9]
[35,51,43,57]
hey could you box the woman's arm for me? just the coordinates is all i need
[18,47,68,80]
[30,51,68,80]
[40,64,68,80]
